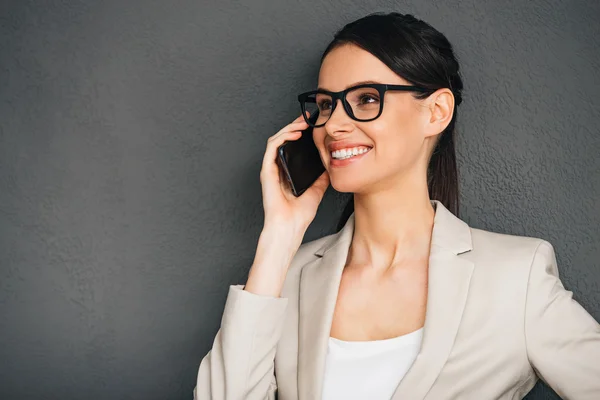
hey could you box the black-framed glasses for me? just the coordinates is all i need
[297,83,431,127]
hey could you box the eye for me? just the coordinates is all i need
[317,99,332,111]
[358,94,379,105]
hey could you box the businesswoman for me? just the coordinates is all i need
[194,12,600,400]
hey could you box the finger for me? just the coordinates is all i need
[261,113,309,187]
[261,130,302,181]
[271,113,308,137]
[307,170,330,198]
[269,120,309,142]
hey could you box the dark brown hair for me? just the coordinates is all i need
[320,12,464,231]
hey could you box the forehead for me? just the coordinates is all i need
[318,43,408,91]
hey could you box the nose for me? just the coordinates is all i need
[324,98,353,137]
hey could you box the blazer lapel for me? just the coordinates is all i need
[297,200,474,400]
[297,216,354,400]
[391,201,474,399]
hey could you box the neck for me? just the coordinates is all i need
[348,178,435,275]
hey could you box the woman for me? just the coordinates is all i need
[194,12,600,400]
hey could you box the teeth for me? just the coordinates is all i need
[331,147,371,160]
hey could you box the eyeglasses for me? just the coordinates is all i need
[297,83,430,128]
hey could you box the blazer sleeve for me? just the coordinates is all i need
[524,240,600,399]
[193,284,289,400]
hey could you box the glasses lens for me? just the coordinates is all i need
[303,93,330,126]
[301,86,382,125]
[346,86,380,121]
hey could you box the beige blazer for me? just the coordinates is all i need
[194,200,600,400]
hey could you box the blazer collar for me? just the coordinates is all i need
[297,199,475,400]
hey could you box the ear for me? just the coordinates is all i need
[424,88,455,137]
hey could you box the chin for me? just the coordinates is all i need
[329,175,370,194]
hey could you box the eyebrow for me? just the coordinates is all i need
[317,80,382,92]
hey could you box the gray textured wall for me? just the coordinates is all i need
[1,1,598,399]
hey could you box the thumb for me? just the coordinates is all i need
[309,170,330,197]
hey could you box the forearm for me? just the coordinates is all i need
[245,226,304,298]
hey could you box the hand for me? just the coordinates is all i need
[259,113,330,234]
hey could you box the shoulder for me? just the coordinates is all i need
[470,226,549,255]
[467,226,557,278]
[460,227,563,322]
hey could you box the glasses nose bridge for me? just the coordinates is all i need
[322,92,354,134]
[328,90,351,121]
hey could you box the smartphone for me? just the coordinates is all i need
[277,112,325,197]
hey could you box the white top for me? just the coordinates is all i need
[321,327,424,400]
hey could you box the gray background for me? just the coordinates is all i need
[1,0,598,399]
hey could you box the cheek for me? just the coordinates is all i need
[312,128,328,160]
[312,128,326,144]
[370,120,423,166]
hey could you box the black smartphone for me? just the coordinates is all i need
[277,112,325,197]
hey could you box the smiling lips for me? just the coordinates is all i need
[330,146,372,160]
[326,141,373,167]
[327,146,372,168]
